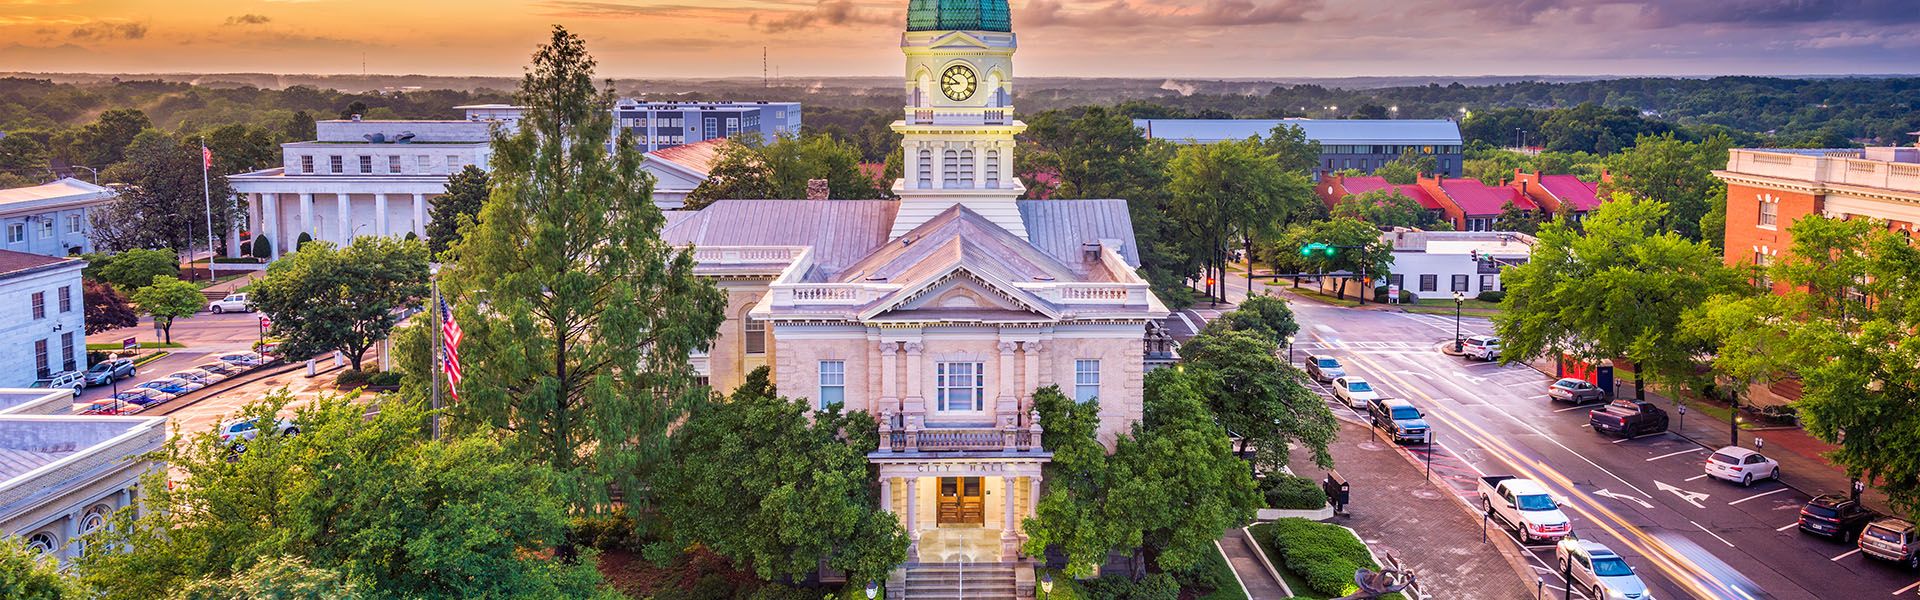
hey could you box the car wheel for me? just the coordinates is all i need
[1909,553,1918,570]
[1481,495,1492,515]
[212,306,224,314]
[1742,473,1753,487]
[1773,466,1782,481]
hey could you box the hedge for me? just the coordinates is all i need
[1249,519,1403,599]
[1476,290,1506,302]
[1177,545,1249,600]
[1261,473,1329,510]
[1077,573,1178,600]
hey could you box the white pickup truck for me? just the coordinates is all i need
[1480,475,1572,544]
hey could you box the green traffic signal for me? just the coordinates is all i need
[1299,243,1337,258]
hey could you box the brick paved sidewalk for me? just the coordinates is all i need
[1286,419,1535,599]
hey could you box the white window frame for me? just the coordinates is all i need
[936,361,985,412]
[65,214,81,234]
[1758,195,1779,229]
[743,318,766,355]
[38,218,52,239]
[1074,359,1100,402]
[818,360,845,409]
[6,223,23,243]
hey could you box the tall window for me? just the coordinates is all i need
[918,149,933,189]
[1074,359,1100,402]
[6,223,22,243]
[985,150,1000,187]
[358,155,373,174]
[1480,275,1496,291]
[65,214,81,234]
[958,149,975,188]
[743,318,766,355]
[60,332,75,372]
[818,360,845,409]
[388,155,403,173]
[1758,197,1778,227]
[936,362,984,411]
[58,286,71,313]
[34,339,49,378]
[329,155,344,174]
[31,291,45,319]
[1418,274,1437,292]
[1451,274,1469,292]
[942,150,960,188]
[38,219,52,239]
[1754,250,1773,289]
[301,155,315,173]
[418,155,433,173]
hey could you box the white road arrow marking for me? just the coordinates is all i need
[1657,480,1710,509]
[1594,488,1654,509]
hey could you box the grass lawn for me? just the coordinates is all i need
[87,342,184,350]
[1289,289,1362,307]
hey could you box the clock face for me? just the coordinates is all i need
[941,64,978,102]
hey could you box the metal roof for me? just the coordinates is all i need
[1018,199,1142,267]
[0,177,114,216]
[907,0,1011,32]
[660,200,899,276]
[1135,119,1463,146]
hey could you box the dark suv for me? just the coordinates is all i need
[1800,494,1879,542]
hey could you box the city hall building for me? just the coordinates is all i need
[662,2,1165,594]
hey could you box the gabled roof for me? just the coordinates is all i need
[660,200,898,276]
[1539,175,1602,211]
[1337,176,1443,210]
[1440,178,1536,215]
[836,204,1085,285]
[645,138,729,177]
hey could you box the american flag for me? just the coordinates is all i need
[439,297,463,399]
[201,145,213,169]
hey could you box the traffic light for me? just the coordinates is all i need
[1300,242,1337,258]
[1470,249,1479,261]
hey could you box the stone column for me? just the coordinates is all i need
[1021,340,1042,414]
[412,193,427,238]
[880,341,899,413]
[880,477,894,517]
[904,476,920,554]
[257,194,275,259]
[903,341,925,415]
[336,193,351,241]
[996,340,1018,405]
[298,192,314,243]
[374,193,389,236]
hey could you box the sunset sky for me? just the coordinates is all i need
[2,0,1917,79]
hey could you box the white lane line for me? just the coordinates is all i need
[1314,324,1336,334]
[1504,379,1545,387]
[1778,522,1800,532]
[1554,403,1600,413]
[1525,394,1550,400]
[1687,474,1710,482]
[1728,488,1792,506]
[1691,520,1737,548]
[1832,548,1863,562]
[1894,580,1920,595]
[1645,449,1702,462]
[1612,436,1635,444]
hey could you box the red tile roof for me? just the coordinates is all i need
[0,249,79,278]
[1339,176,1443,210]
[1539,175,1602,211]
[1440,178,1535,215]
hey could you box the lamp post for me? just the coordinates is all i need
[864,580,878,600]
[1040,573,1054,599]
[1452,292,1465,353]
[1285,334,1296,366]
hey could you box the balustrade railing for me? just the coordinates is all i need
[877,410,1043,453]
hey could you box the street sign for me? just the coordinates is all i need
[121,337,137,350]
[1387,284,1401,303]
[259,316,272,328]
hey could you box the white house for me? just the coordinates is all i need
[1379,228,1534,300]
[1,388,165,565]
[0,250,86,386]
[0,178,115,257]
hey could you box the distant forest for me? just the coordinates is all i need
[1,75,1915,185]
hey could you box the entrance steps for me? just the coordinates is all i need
[891,561,1030,600]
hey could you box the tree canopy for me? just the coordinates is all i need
[249,236,429,370]
[424,165,489,256]
[1331,188,1431,229]
[82,248,179,291]
[82,279,139,334]
[89,130,234,254]
[682,133,886,208]
[1601,133,1732,243]
[129,275,203,344]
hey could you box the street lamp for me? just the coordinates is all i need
[1285,334,1296,366]
[1452,292,1465,353]
[864,580,878,600]
[1040,573,1053,599]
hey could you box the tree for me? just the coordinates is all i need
[682,133,886,209]
[658,367,907,582]
[295,232,312,250]
[1492,199,1539,234]
[250,235,271,259]
[82,248,180,291]
[1105,368,1262,574]
[1261,123,1323,174]
[1286,217,1393,300]
[74,392,614,600]
[73,108,150,168]
[1178,328,1336,472]
[1021,386,1126,578]
[438,26,727,538]
[682,139,775,209]
[1494,195,1745,401]
[1373,160,1419,185]
[249,236,429,370]
[1331,188,1423,229]
[284,110,317,142]
[83,279,139,334]
[424,165,489,256]
[201,124,281,174]
[130,275,203,344]
[90,130,234,254]
[1169,139,1315,302]
[0,536,82,600]
[1019,107,1188,307]
[1212,294,1299,346]
[1603,133,1731,241]
[168,557,360,600]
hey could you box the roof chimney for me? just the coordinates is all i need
[805,178,830,201]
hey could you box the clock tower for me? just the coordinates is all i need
[889,0,1028,240]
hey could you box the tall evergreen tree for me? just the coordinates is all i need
[425,165,489,256]
[438,26,727,542]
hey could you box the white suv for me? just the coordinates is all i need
[1704,446,1780,487]
[209,293,252,314]
[1462,335,1501,361]
[1332,376,1379,409]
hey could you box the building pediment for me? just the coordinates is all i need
[862,264,1057,322]
[926,31,993,50]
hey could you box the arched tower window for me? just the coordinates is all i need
[943,150,960,187]
[916,72,933,108]
[985,149,1001,188]
[958,149,975,188]
[917,149,933,189]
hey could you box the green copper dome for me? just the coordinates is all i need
[906,0,1011,32]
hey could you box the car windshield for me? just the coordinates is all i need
[1866,526,1907,544]
[1591,557,1633,577]
[1348,381,1372,392]
[1516,494,1557,511]
[1804,504,1840,518]
[1710,452,1741,465]
[1316,358,1340,368]
[1390,407,1420,420]
[88,363,111,373]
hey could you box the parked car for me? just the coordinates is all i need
[220,417,299,452]
[215,351,266,367]
[113,388,174,406]
[1547,378,1606,404]
[1860,518,1919,569]
[29,370,85,392]
[79,399,143,415]
[137,378,202,395]
[1305,354,1345,383]
[208,292,253,313]
[1588,399,1668,438]
[167,368,225,385]
[1331,376,1379,409]
[1462,335,1501,361]
[1367,398,1430,444]
[1704,446,1780,487]
[85,359,136,386]
[1556,537,1654,600]
[1480,475,1573,544]
[1800,494,1880,542]
[195,362,240,377]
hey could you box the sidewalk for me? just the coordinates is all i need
[1217,529,1288,599]
[1285,419,1534,599]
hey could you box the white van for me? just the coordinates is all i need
[209,292,252,313]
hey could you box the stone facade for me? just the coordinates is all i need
[0,254,86,386]
[0,414,165,564]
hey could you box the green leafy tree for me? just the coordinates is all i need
[83,279,140,334]
[1494,195,1745,401]
[424,165,489,256]
[0,536,82,600]
[83,248,180,291]
[1169,139,1316,300]
[1212,294,1300,346]
[249,236,429,370]
[90,130,234,254]
[1019,107,1188,307]
[295,232,312,249]
[250,234,271,259]
[1602,133,1731,241]
[683,133,886,209]
[1261,123,1323,174]
[658,367,907,582]
[1286,217,1393,300]
[1331,188,1424,229]
[439,26,727,534]
[75,392,614,600]
[1492,199,1539,234]
[1021,386,1126,578]
[1373,148,1437,185]
[0,134,49,175]
[73,108,150,168]
[130,275,203,344]
[1106,368,1263,575]
[168,557,360,600]
[682,139,775,209]
[1179,328,1336,471]
[200,124,281,174]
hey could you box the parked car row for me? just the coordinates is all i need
[80,351,268,415]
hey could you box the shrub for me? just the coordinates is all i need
[1077,573,1178,600]
[1172,547,1246,600]
[252,235,272,258]
[336,368,404,389]
[296,232,313,250]
[1476,290,1506,302]
[1252,518,1390,598]
[1261,473,1328,510]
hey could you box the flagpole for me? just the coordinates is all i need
[200,138,217,282]
[430,274,442,441]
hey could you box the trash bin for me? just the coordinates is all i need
[1324,471,1351,514]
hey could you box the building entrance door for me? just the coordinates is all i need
[936,476,984,526]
